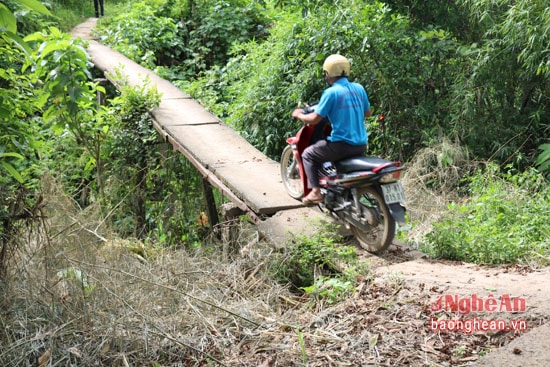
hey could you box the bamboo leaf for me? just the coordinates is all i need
[17,0,52,16]
[1,161,24,183]
[0,4,17,33]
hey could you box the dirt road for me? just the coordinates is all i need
[260,207,549,366]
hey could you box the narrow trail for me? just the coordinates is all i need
[71,18,549,366]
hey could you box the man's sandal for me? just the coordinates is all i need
[302,196,323,205]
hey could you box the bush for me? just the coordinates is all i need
[96,0,267,77]
[186,2,463,161]
[270,224,369,304]
[98,3,187,69]
[422,164,549,265]
[102,78,210,246]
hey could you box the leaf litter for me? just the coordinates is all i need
[0,180,546,366]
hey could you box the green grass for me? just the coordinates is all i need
[421,164,549,266]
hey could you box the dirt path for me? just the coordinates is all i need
[366,244,549,366]
[368,244,549,317]
[260,207,549,365]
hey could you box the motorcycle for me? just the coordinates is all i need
[280,104,407,254]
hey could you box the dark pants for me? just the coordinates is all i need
[303,140,366,189]
[94,0,104,17]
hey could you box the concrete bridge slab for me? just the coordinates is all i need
[152,98,220,126]
[87,42,189,99]
[163,123,301,214]
[71,19,304,216]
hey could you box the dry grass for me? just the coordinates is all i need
[0,173,539,366]
[400,138,479,243]
[0,179,284,366]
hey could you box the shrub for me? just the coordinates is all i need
[270,224,369,304]
[536,143,550,177]
[98,2,187,69]
[187,2,463,161]
[422,164,549,265]
[97,0,267,77]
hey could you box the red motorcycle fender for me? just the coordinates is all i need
[286,137,298,144]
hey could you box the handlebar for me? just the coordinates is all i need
[299,101,318,115]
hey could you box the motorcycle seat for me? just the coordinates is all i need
[335,156,394,173]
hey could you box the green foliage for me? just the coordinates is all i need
[445,0,550,167]
[271,224,368,303]
[271,0,334,11]
[89,0,548,168]
[1,13,98,233]
[1,0,216,251]
[183,0,268,71]
[381,0,473,41]
[296,326,307,365]
[187,2,463,160]
[536,143,550,176]
[2,0,548,270]
[98,3,186,69]
[181,0,549,168]
[0,44,38,188]
[301,276,356,305]
[0,5,99,276]
[496,0,550,79]
[0,0,52,36]
[187,13,307,157]
[143,156,209,248]
[97,0,267,77]
[107,77,161,166]
[422,164,549,265]
[23,27,110,209]
[102,78,160,238]
[25,27,103,134]
[100,77,208,246]
[0,1,55,189]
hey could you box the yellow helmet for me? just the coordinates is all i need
[323,54,350,77]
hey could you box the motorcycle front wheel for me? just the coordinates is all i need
[280,145,304,199]
[351,186,396,254]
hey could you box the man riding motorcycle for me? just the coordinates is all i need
[291,54,372,205]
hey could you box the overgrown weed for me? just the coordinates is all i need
[421,163,549,265]
[269,223,371,306]
[402,141,549,266]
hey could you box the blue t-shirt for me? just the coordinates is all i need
[315,78,370,146]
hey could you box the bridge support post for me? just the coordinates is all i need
[94,78,108,105]
[201,177,219,230]
[220,203,246,260]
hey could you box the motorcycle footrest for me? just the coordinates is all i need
[331,202,351,212]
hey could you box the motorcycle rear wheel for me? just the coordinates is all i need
[351,186,396,254]
[280,145,304,199]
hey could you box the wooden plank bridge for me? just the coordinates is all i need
[71,18,305,227]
